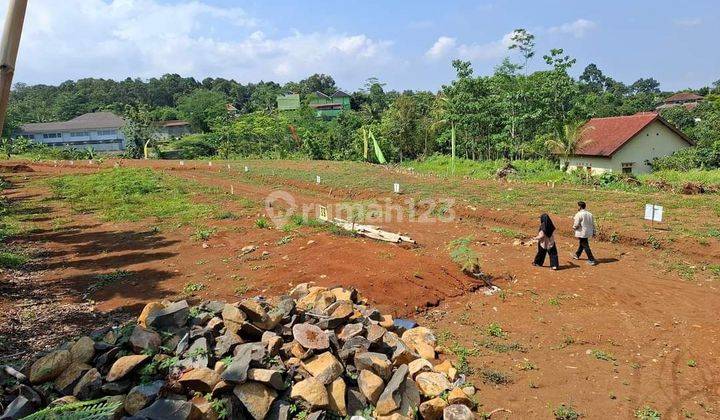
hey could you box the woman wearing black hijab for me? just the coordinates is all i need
[533,213,559,270]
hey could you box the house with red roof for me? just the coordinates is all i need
[567,113,693,175]
[656,92,703,111]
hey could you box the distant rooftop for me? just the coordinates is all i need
[21,112,125,133]
[662,92,703,103]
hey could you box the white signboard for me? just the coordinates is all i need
[318,205,328,221]
[393,183,401,194]
[644,204,663,222]
[316,175,321,184]
[244,166,249,172]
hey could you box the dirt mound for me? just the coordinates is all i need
[0,164,34,173]
[681,182,705,195]
[495,162,516,179]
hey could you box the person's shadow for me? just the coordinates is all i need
[560,257,619,269]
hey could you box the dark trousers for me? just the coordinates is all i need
[534,243,559,268]
[575,238,595,261]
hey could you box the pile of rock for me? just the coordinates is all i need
[1,284,477,419]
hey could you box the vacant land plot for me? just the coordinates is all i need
[1,158,719,418]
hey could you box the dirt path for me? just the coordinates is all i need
[1,160,719,418]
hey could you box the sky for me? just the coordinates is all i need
[2,0,719,92]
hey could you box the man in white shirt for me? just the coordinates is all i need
[572,201,597,266]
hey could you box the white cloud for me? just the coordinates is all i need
[425,32,514,61]
[675,18,702,27]
[425,36,457,60]
[457,32,515,60]
[7,0,394,88]
[548,19,597,38]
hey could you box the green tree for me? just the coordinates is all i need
[544,120,591,170]
[177,89,228,132]
[122,105,157,159]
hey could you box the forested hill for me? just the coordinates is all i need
[6,42,720,170]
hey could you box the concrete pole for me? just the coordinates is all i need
[0,0,28,139]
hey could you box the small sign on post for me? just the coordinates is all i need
[318,205,328,221]
[393,183,401,194]
[316,175,321,184]
[244,166,249,172]
[644,203,663,228]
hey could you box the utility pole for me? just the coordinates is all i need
[0,0,28,139]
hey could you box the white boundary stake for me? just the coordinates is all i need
[644,203,663,229]
[180,161,185,166]
[244,166,249,172]
[230,185,234,195]
[69,160,74,166]
[227,164,231,171]
[208,161,212,167]
[316,175,321,184]
[393,183,401,194]
[318,205,328,221]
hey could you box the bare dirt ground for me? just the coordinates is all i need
[1,159,719,419]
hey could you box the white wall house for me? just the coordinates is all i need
[567,113,693,175]
[18,112,126,152]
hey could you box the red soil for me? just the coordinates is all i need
[1,159,719,418]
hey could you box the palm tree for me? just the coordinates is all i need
[545,120,594,171]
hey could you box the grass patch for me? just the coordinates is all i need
[667,262,696,280]
[490,226,524,238]
[554,404,581,420]
[183,282,206,294]
[481,369,512,385]
[707,264,720,278]
[448,343,479,375]
[255,217,271,229]
[591,349,616,362]
[474,338,524,353]
[192,227,216,241]
[215,211,238,220]
[635,406,661,420]
[0,250,28,268]
[49,168,213,224]
[485,322,506,338]
[86,270,131,294]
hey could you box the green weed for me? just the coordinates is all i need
[485,322,506,338]
[491,226,523,238]
[255,217,270,229]
[591,349,616,362]
[635,406,661,420]
[183,282,206,294]
[554,404,581,420]
[193,227,216,241]
[447,236,481,274]
[481,369,512,385]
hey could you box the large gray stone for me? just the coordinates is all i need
[136,399,201,420]
[124,380,164,415]
[146,300,190,329]
[375,364,408,415]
